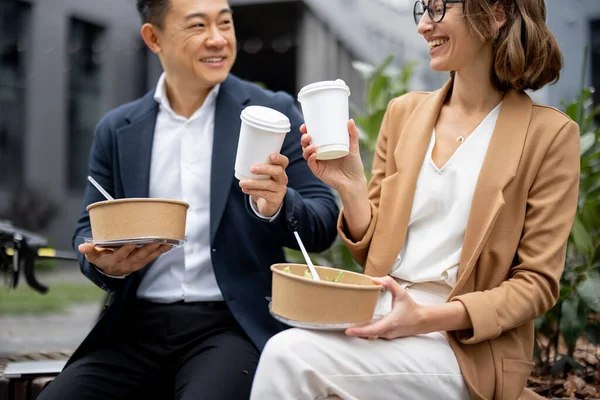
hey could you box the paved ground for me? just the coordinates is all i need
[0,261,101,356]
[0,303,98,355]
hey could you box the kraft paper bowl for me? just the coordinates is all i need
[270,263,381,324]
[86,198,189,243]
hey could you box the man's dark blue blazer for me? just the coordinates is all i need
[69,74,339,365]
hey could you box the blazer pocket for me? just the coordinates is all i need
[501,358,534,400]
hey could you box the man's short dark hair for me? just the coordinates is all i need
[136,0,171,28]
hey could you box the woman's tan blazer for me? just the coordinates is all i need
[338,80,580,399]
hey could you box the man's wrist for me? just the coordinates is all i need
[249,196,283,221]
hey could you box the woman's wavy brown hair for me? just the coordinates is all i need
[459,0,562,92]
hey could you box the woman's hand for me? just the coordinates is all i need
[301,119,367,196]
[346,276,473,339]
[345,276,426,339]
[303,119,371,241]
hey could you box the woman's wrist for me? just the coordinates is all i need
[417,301,473,334]
[337,175,368,201]
[338,178,371,242]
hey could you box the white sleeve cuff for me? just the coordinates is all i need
[95,265,130,279]
[249,196,282,222]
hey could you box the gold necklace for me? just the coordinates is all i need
[450,102,468,145]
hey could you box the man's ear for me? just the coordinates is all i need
[141,23,162,54]
[493,1,507,31]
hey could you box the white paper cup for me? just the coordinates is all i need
[234,106,291,181]
[298,79,351,160]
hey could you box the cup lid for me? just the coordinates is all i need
[240,106,291,133]
[297,79,351,101]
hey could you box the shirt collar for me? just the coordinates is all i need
[153,72,220,120]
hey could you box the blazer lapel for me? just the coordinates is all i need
[113,91,158,281]
[116,91,158,199]
[450,90,532,296]
[210,76,250,242]
[365,81,452,277]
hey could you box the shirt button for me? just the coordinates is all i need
[212,248,216,253]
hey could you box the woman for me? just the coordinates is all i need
[250,0,580,399]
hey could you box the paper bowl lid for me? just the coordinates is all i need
[240,106,291,132]
[298,79,351,101]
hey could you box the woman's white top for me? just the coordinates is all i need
[390,103,502,287]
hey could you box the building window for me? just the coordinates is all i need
[0,1,31,188]
[591,19,600,124]
[67,17,105,191]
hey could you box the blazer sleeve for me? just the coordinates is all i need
[450,120,581,344]
[72,116,128,293]
[336,97,398,267]
[244,92,340,253]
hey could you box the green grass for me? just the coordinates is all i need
[35,259,58,272]
[0,282,105,316]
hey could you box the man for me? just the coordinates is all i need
[39,0,338,399]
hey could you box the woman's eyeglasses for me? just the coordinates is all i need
[413,0,463,25]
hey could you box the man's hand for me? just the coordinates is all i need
[239,153,289,218]
[78,242,172,277]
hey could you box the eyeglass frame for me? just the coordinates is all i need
[413,0,463,25]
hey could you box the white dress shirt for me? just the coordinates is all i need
[390,102,502,287]
[136,73,223,302]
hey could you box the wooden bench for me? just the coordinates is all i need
[0,351,71,400]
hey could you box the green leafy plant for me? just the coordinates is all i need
[534,46,600,377]
[351,56,417,174]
